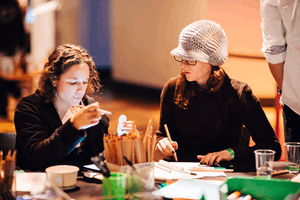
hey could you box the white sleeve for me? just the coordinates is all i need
[260,0,286,64]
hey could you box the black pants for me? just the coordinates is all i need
[283,105,300,142]
[0,78,21,118]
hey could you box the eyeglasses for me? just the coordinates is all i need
[174,56,197,66]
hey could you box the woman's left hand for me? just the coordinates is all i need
[197,149,231,166]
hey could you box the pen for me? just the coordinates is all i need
[164,124,178,161]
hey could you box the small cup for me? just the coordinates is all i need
[254,149,275,179]
[284,142,300,173]
[45,165,79,190]
[102,172,126,199]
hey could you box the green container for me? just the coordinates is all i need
[219,177,300,200]
[102,172,127,200]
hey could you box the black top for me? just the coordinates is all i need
[157,74,282,162]
[14,90,109,171]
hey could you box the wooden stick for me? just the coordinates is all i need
[143,119,152,144]
[272,170,289,176]
[117,139,123,166]
[155,164,172,173]
[0,151,2,178]
[4,151,11,179]
[126,135,132,165]
[189,168,234,173]
[147,137,151,162]
[151,132,157,162]
[131,137,135,164]
[103,136,110,163]
[4,150,14,190]
[135,138,143,163]
[164,124,178,161]
[112,138,118,164]
[158,160,183,170]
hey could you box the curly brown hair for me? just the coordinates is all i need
[38,44,101,102]
[174,66,226,109]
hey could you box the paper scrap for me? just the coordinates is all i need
[15,172,47,192]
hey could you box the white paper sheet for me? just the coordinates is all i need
[152,179,224,200]
[291,173,300,182]
[154,162,226,180]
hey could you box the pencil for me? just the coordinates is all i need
[117,138,123,166]
[0,151,2,178]
[158,160,183,170]
[150,132,157,162]
[143,119,152,144]
[131,136,135,164]
[189,168,234,173]
[164,124,178,161]
[157,160,197,175]
[155,164,171,173]
[271,170,289,176]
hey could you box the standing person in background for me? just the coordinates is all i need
[261,0,300,142]
[14,44,109,171]
[155,20,281,165]
[0,0,29,119]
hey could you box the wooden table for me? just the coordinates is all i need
[62,161,300,200]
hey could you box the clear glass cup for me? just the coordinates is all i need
[284,142,300,173]
[254,149,275,179]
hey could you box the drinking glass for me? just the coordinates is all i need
[254,149,275,179]
[284,142,300,173]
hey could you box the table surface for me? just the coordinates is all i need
[61,161,300,200]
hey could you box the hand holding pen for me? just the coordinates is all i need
[155,124,178,161]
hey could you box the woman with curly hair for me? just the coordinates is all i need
[155,20,282,166]
[14,44,109,171]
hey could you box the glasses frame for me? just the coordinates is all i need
[174,56,197,66]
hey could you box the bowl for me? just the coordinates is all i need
[45,165,79,190]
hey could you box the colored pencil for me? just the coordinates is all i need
[189,168,234,173]
[164,124,178,161]
[271,170,289,176]
[0,151,2,178]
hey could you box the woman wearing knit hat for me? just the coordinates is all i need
[155,20,282,166]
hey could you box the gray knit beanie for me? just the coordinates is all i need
[171,20,228,66]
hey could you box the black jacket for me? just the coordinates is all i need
[157,74,282,162]
[14,90,109,171]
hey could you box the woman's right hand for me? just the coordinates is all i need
[70,102,102,130]
[155,137,178,159]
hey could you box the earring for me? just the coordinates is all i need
[53,85,57,96]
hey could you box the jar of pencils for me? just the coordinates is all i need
[0,150,17,200]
